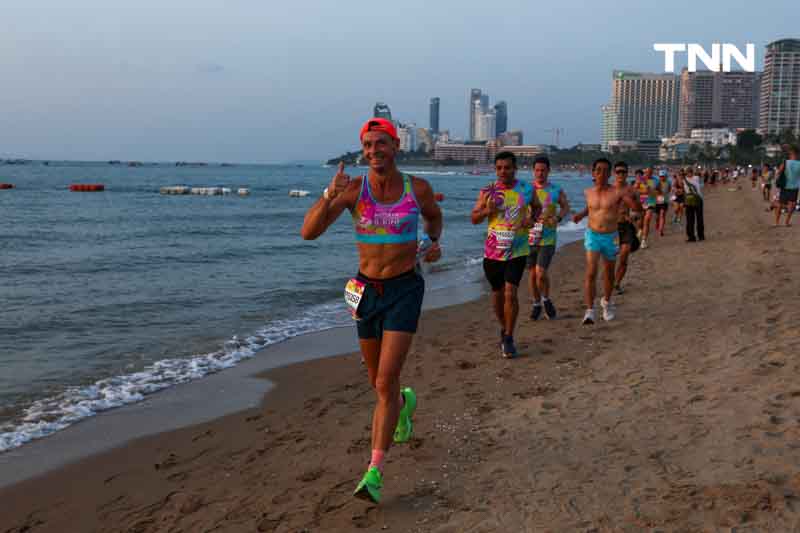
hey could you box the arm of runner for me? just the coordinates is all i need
[413,177,443,262]
[471,190,497,224]
[572,207,588,223]
[624,189,643,213]
[557,189,570,223]
[300,162,357,240]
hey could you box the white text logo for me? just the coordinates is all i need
[653,43,755,72]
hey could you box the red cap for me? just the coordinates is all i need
[360,118,399,142]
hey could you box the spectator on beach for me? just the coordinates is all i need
[775,144,800,227]
[684,167,705,242]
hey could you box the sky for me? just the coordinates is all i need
[0,0,797,163]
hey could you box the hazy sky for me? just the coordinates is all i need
[1,0,796,163]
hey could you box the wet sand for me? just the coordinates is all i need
[4,184,800,532]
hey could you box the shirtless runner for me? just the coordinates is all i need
[573,158,641,324]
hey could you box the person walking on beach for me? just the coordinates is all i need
[672,169,686,224]
[762,164,774,202]
[684,167,705,242]
[634,167,657,249]
[472,151,540,357]
[573,158,641,324]
[775,145,800,227]
[300,118,443,504]
[527,155,570,321]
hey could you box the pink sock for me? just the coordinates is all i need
[369,449,386,471]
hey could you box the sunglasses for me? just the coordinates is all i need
[614,169,628,174]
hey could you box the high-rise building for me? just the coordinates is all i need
[494,101,508,136]
[397,123,417,152]
[469,89,491,141]
[679,68,761,135]
[416,127,434,153]
[759,38,800,137]
[602,70,680,146]
[429,97,440,134]
[373,102,392,121]
[601,104,618,152]
[475,109,497,141]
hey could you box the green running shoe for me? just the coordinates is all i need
[393,387,417,443]
[353,466,383,503]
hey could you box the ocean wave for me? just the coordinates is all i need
[0,300,350,454]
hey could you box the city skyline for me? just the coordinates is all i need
[1,1,798,163]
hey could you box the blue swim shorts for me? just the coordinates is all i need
[584,228,619,261]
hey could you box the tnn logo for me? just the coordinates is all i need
[653,43,756,73]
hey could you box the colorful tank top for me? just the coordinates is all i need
[785,160,800,190]
[529,182,561,247]
[636,177,657,206]
[483,179,533,261]
[353,173,420,244]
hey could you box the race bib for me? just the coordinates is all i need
[492,229,515,251]
[344,278,366,320]
[529,223,544,246]
[657,195,665,204]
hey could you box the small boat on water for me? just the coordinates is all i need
[289,189,310,197]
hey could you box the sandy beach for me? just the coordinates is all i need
[4,183,800,532]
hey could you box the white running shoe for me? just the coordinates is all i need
[640,239,648,249]
[582,308,595,325]
[600,298,616,321]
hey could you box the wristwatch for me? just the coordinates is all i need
[323,187,332,200]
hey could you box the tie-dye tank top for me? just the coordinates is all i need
[483,179,533,261]
[529,182,561,247]
[353,173,420,244]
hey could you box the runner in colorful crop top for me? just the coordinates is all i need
[634,167,657,249]
[526,155,570,322]
[472,150,540,359]
[301,118,443,504]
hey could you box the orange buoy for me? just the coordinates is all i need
[0,183,14,189]
[69,184,105,192]
[434,192,444,202]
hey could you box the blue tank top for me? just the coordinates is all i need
[785,160,800,190]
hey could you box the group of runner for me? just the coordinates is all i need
[301,118,798,504]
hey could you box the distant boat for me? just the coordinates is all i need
[288,189,310,197]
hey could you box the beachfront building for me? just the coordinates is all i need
[602,70,680,150]
[759,39,800,136]
[679,68,761,136]
[434,142,489,163]
[487,141,550,161]
[498,130,524,146]
[660,137,693,161]
[690,127,737,146]
[429,97,440,134]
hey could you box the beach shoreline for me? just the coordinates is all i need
[6,184,800,532]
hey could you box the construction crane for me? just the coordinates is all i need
[543,128,564,148]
